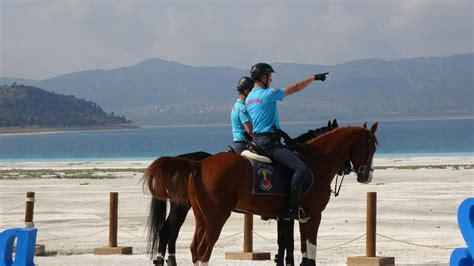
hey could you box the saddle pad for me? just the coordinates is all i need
[248,158,314,196]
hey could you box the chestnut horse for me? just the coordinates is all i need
[147,121,345,266]
[144,123,379,265]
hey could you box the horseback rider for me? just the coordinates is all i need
[245,63,328,220]
[229,76,254,154]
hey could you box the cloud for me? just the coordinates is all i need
[1,0,472,79]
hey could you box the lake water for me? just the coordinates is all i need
[0,118,472,161]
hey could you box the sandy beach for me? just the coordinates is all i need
[0,156,472,265]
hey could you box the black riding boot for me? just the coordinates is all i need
[282,180,307,221]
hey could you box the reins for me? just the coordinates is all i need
[333,171,346,197]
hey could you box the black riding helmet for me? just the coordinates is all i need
[250,63,274,88]
[237,76,254,93]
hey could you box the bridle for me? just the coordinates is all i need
[334,130,375,197]
[354,131,375,183]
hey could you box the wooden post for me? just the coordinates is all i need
[109,192,118,248]
[94,192,132,255]
[23,191,46,255]
[243,213,253,252]
[347,192,395,266]
[25,191,35,228]
[366,191,376,257]
[225,213,270,260]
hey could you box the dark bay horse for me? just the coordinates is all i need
[147,151,212,266]
[147,121,344,266]
[145,123,378,265]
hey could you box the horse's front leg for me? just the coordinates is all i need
[300,213,321,266]
[299,221,307,264]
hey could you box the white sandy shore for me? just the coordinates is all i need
[0,155,473,170]
[0,156,473,265]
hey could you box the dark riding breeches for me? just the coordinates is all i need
[230,142,246,154]
[252,135,310,186]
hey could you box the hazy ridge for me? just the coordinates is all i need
[2,53,472,125]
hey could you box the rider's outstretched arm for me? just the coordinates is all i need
[284,72,328,96]
[284,76,314,96]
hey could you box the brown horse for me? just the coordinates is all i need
[144,123,379,265]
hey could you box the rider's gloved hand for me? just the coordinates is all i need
[314,72,329,81]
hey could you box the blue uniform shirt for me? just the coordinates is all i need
[231,99,251,141]
[245,87,285,133]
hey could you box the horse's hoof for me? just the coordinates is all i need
[274,254,284,266]
[153,257,165,266]
[286,256,295,265]
[166,256,177,266]
[300,258,316,266]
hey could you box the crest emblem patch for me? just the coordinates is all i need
[258,168,273,191]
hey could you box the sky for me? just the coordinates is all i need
[1,0,473,80]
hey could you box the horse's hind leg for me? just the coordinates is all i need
[275,219,288,266]
[285,219,295,266]
[166,202,191,266]
[199,209,232,263]
[190,200,206,264]
[154,219,169,266]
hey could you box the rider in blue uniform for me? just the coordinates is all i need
[230,76,254,154]
[246,63,328,220]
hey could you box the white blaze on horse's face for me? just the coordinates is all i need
[365,169,373,184]
[364,158,374,184]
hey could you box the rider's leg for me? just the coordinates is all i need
[233,142,246,154]
[270,145,311,220]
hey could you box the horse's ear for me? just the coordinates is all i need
[327,120,331,128]
[370,122,379,134]
[333,119,338,128]
[363,122,367,128]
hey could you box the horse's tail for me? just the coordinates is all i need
[143,156,200,204]
[146,197,167,258]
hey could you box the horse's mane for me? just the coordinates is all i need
[307,125,376,146]
[293,119,338,143]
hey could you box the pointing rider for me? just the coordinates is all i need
[245,63,328,220]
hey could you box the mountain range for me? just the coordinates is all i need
[2,53,472,125]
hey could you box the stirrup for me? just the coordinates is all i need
[298,207,310,223]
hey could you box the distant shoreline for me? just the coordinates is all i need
[1,116,472,133]
[0,124,140,135]
[123,115,474,129]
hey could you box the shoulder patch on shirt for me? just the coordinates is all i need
[271,88,278,93]
[241,109,248,114]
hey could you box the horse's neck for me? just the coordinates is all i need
[309,127,364,182]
